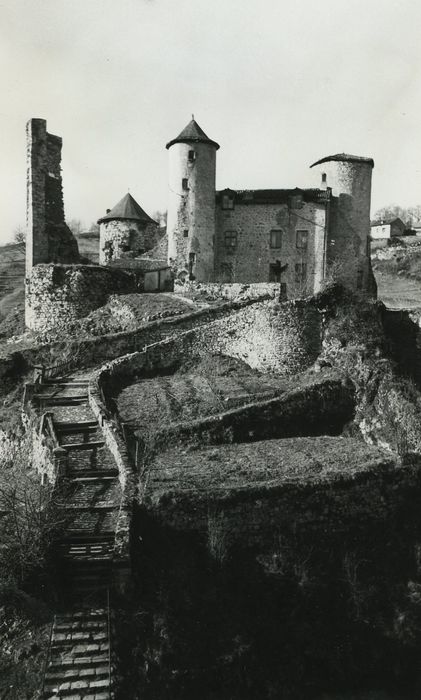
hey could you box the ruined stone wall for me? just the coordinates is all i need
[99,220,157,265]
[0,295,272,391]
[141,451,417,551]
[25,264,135,332]
[25,118,79,279]
[215,201,326,295]
[96,298,323,409]
[177,281,281,301]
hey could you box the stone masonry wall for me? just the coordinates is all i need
[25,118,79,279]
[96,297,323,409]
[0,295,272,392]
[215,200,326,294]
[25,264,135,332]
[99,220,158,265]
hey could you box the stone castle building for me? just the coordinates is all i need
[97,193,158,265]
[24,115,376,331]
[166,119,376,296]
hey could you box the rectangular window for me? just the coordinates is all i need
[188,150,195,162]
[296,230,309,250]
[224,230,237,250]
[182,178,189,190]
[270,229,282,249]
[222,194,234,210]
[295,262,307,284]
[183,229,188,238]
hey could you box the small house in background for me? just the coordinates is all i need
[370,217,406,240]
[97,193,158,265]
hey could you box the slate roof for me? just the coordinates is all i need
[371,217,405,227]
[216,187,329,206]
[97,193,157,225]
[310,153,374,168]
[166,118,220,150]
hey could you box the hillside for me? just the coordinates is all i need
[372,239,421,310]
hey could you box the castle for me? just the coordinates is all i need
[24,117,376,331]
[165,118,376,296]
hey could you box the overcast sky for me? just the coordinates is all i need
[0,0,420,244]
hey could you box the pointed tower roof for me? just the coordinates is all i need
[166,118,220,150]
[97,193,157,225]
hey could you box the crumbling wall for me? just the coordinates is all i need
[25,264,135,332]
[25,118,79,281]
[99,220,158,265]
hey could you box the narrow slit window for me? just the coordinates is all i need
[224,230,237,250]
[182,178,189,190]
[296,230,309,251]
[188,150,195,162]
[270,229,282,249]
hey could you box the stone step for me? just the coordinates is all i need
[45,664,109,683]
[58,542,114,559]
[55,420,98,433]
[51,631,108,645]
[68,470,119,479]
[45,381,90,388]
[50,641,110,657]
[43,675,110,696]
[47,653,109,669]
[60,440,105,452]
[54,620,107,632]
[35,395,89,405]
[56,531,115,545]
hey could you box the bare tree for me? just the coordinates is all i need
[12,224,26,244]
[0,425,63,588]
[67,218,84,236]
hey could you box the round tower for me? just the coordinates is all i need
[97,193,157,265]
[166,118,219,282]
[310,153,376,296]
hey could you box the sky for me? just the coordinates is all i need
[0,0,420,244]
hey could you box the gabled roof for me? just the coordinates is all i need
[371,217,405,227]
[216,187,329,206]
[97,193,157,225]
[310,153,374,168]
[166,118,220,150]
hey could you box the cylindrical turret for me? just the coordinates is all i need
[166,118,219,282]
[310,153,376,296]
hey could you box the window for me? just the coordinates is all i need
[270,229,282,249]
[182,178,189,190]
[295,262,307,284]
[188,252,196,280]
[296,230,309,251]
[222,194,234,210]
[224,230,237,250]
[183,229,189,238]
[322,173,327,183]
[188,150,195,162]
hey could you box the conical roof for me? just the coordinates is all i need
[97,193,157,225]
[166,118,220,150]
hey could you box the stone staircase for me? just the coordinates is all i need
[35,374,122,700]
[43,609,110,700]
